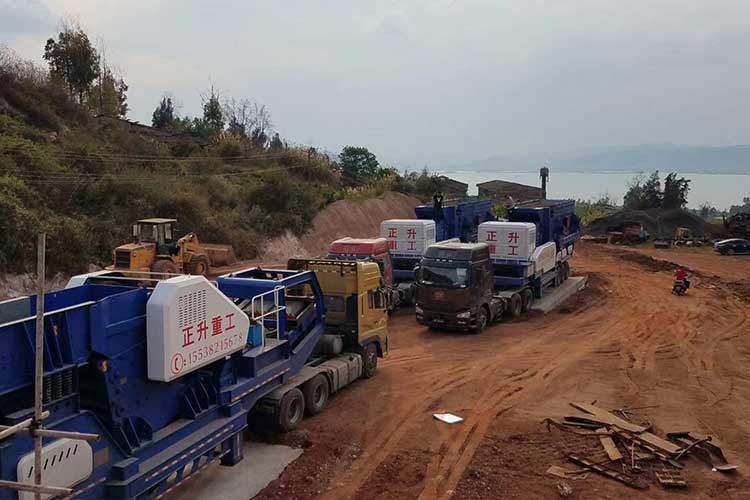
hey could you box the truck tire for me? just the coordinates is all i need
[278,388,305,432]
[562,261,570,280]
[362,343,378,379]
[302,375,329,416]
[521,289,534,313]
[186,256,210,276]
[508,294,522,318]
[471,307,488,334]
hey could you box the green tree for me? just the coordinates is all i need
[43,24,100,104]
[662,172,690,209]
[87,65,128,117]
[624,171,661,210]
[152,95,178,129]
[338,146,379,185]
[201,87,224,136]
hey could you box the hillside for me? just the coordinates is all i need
[0,51,366,275]
[0,46,443,276]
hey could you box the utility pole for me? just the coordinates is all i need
[33,233,45,500]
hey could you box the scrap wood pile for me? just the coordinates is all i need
[544,402,736,491]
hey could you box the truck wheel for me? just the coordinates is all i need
[471,307,488,334]
[302,375,329,416]
[278,388,305,432]
[187,256,210,276]
[562,261,570,280]
[521,289,534,313]
[509,294,522,318]
[362,343,378,379]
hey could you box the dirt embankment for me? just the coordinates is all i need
[260,192,422,262]
[586,208,723,238]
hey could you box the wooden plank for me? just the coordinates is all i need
[568,454,648,490]
[613,429,684,468]
[569,403,646,433]
[598,429,623,461]
[637,431,682,455]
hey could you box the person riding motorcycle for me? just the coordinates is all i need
[673,266,690,295]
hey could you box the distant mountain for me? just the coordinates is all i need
[549,144,750,174]
[455,145,750,174]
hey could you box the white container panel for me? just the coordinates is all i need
[380,219,436,241]
[479,222,537,260]
[381,219,436,255]
[531,241,557,275]
[147,275,250,382]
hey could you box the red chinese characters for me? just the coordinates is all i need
[182,313,236,347]
[182,325,194,348]
[407,228,417,239]
[196,320,208,341]
[211,315,223,336]
[388,227,398,238]
[507,231,519,256]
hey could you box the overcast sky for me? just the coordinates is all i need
[3,0,750,167]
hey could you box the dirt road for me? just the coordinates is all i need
[256,242,750,500]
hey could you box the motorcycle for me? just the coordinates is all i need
[672,278,690,295]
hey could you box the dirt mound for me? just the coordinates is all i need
[260,191,422,262]
[585,208,721,238]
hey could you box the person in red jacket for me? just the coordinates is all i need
[674,266,687,282]
[674,267,690,293]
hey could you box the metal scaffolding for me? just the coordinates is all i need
[0,234,99,499]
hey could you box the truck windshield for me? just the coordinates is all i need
[419,266,469,288]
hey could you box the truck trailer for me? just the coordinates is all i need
[0,262,387,499]
[326,198,493,310]
[416,199,580,332]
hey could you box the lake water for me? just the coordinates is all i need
[438,171,750,210]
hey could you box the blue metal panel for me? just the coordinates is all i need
[0,269,329,499]
[508,199,580,251]
[416,198,495,242]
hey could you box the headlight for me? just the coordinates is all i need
[456,310,471,319]
[415,305,423,314]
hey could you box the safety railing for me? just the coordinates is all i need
[250,286,286,350]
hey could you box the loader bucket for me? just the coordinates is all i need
[203,244,238,267]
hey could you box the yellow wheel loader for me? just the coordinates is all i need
[109,218,237,276]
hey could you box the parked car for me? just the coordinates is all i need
[714,238,750,255]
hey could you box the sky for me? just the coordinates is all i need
[3,0,750,168]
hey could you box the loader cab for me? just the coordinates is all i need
[134,218,178,254]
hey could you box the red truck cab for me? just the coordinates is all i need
[327,237,394,287]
